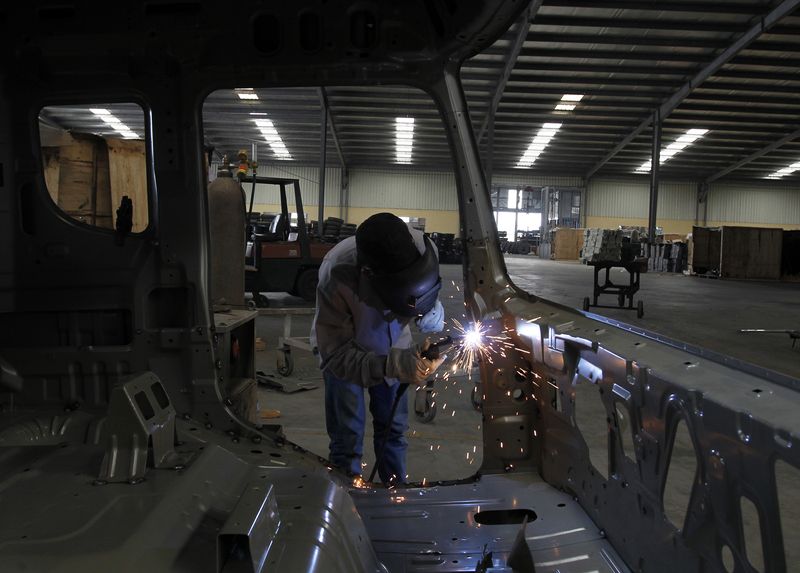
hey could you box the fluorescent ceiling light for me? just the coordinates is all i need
[517,122,562,169]
[252,118,292,160]
[395,117,415,164]
[249,112,268,116]
[560,94,584,102]
[91,109,140,140]
[634,128,708,173]
[555,104,576,111]
[236,88,259,100]
[765,158,800,179]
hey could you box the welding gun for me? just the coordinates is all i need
[421,335,454,360]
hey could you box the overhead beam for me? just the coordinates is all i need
[475,0,542,145]
[317,87,347,168]
[584,0,800,179]
[705,127,800,183]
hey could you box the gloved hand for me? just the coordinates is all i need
[415,299,444,333]
[386,339,446,386]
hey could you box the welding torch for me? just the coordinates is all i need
[421,335,454,360]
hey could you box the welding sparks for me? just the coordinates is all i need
[449,319,495,378]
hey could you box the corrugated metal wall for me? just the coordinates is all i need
[252,164,341,207]
[209,165,799,227]
[209,163,341,207]
[707,181,800,225]
[586,178,695,220]
[348,168,457,210]
[492,173,584,188]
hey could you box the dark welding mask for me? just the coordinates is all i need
[365,236,442,318]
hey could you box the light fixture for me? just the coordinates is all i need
[554,94,583,113]
[92,108,139,139]
[236,88,259,100]
[516,122,562,169]
[635,128,708,173]
[395,117,415,164]
[765,160,800,179]
[252,118,292,160]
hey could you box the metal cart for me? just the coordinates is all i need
[582,258,647,318]
[257,307,316,377]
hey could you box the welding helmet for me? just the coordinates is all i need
[357,213,442,317]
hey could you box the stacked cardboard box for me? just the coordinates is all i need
[581,228,622,263]
[551,228,585,260]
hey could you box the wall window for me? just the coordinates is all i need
[39,103,149,232]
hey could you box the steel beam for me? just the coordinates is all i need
[705,127,800,183]
[475,0,541,145]
[648,110,661,243]
[318,87,347,168]
[318,103,328,237]
[584,0,800,179]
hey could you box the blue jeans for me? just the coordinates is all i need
[324,371,408,484]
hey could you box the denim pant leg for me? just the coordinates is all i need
[324,371,366,476]
[369,382,409,484]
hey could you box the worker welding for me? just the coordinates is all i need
[310,212,494,486]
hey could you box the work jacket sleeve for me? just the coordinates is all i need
[315,281,387,387]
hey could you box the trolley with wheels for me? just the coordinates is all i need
[582,258,647,319]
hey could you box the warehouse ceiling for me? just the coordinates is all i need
[41,0,800,183]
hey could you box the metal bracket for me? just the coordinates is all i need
[217,482,281,573]
[98,372,178,483]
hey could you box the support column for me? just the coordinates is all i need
[486,106,495,206]
[648,109,661,243]
[318,104,328,238]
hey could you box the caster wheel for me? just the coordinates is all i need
[582,297,590,311]
[247,299,256,310]
[277,350,294,376]
[637,300,644,319]
[415,395,437,423]
[470,385,483,412]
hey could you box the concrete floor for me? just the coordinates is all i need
[255,257,799,485]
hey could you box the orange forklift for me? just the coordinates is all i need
[243,176,334,307]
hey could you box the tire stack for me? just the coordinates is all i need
[430,233,463,264]
[338,223,357,241]
[322,217,343,243]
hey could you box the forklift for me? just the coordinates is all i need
[243,176,335,307]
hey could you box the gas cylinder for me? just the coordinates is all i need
[207,164,246,309]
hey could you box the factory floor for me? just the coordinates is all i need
[255,256,800,484]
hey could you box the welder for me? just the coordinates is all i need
[311,212,446,484]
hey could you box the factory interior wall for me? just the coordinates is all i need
[237,166,800,236]
[585,177,800,233]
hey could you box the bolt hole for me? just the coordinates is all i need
[251,449,263,454]
[557,503,566,507]
[752,388,762,394]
